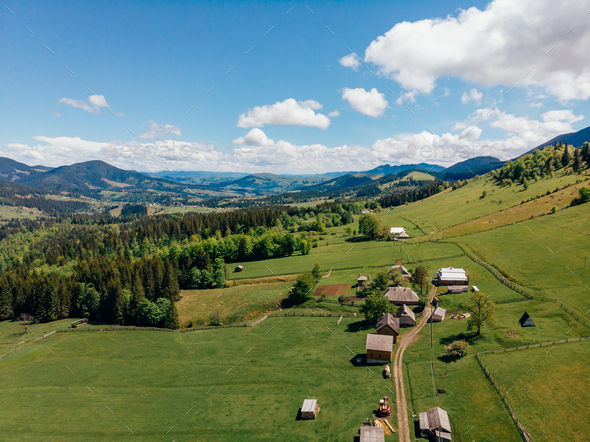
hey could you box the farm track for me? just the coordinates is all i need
[393,284,436,442]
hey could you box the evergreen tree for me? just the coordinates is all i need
[212,258,225,288]
[198,269,213,289]
[561,144,571,168]
[188,267,201,289]
[165,300,180,329]
[161,260,180,300]
[573,148,582,173]
[582,142,590,164]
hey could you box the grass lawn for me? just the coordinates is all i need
[480,340,590,441]
[0,317,397,442]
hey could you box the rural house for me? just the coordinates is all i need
[430,307,446,323]
[300,399,320,420]
[389,227,406,235]
[391,265,412,278]
[376,313,400,342]
[359,425,385,442]
[397,304,416,327]
[519,312,535,327]
[436,267,469,285]
[365,334,394,363]
[383,286,420,306]
[419,407,452,441]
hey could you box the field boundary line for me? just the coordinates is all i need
[0,330,57,361]
[248,315,268,327]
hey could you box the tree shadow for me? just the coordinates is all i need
[437,354,465,363]
[345,319,373,333]
[438,331,482,346]
[345,236,371,243]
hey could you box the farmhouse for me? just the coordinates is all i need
[419,407,452,441]
[436,267,469,285]
[383,286,420,306]
[389,227,405,235]
[447,285,469,294]
[359,425,385,442]
[234,265,244,272]
[375,313,400,342]
[430,307,446,322]
[397,304,416,327]
[366,334,394,363]
[519,312,535,327]
[300,399,320,420]
[391,264,412,278]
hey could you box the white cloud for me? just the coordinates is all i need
[58,94,124,115]
[396,91,417,105]
[51,111,63,117]
[529,102,544,108]
[461,88,483,104]
[339,53,361,70]
[341,87,388,117]
[237,98,331,129]
[328,110,340,117]
[364,0,590,101]
[138,122,183,140]
[232,128,275,147]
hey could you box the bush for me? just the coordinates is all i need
[444,340,470,357]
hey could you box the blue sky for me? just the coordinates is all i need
[2,0,590,173]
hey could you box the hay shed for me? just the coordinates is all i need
[301,399,319,420]
[519,312,535,327]
[234,265,244,272]
[359,425,385,442]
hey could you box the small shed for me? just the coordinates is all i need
[397,304,416,327]
[383,286,420,306]
[419,407,452,441]
[519,312,535,327]
[447,285,469,294]
[398,231,410,239]
[391,265,412,278]
[357,274,368,288]
[472,285,479,292]
[359,425,385,442]
[301,399,320,420]
[234,265,244,272]
[366,334,394,363]
[431,307,446,323]
[376,313,400,342]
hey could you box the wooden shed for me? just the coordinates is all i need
[447,285,469,294]
[301,399,320,420]
[430,307,446,323]
[419,407,452,441]
[398,231,410,239]
[519,312,535,327]
[357,274,368,288]
[383,286,420,306]
[376,313,400,342]
[359,425,385,442]
[397,304,416,327]
[366,334,394,363]
[234,265,244,272]
[391,265,412,278]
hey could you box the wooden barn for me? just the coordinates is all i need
[357,274,368,288]
[383,286,420,306]
[234,265,244,272]
[391,265,412,278]
[366,334,394,364]
[519,312,535,327]
[359,425,385,442]
[430,307,446,323]
[376,313,400,342]
[436,267,469,286]
[397,304,416,327]
[300,399,320,420]
[419,407,452,441]
[447,285,469,294]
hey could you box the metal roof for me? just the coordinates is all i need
[301,399,317,413]
[389,227,405,234]
[365,333,394,352]
[360,426,385,442]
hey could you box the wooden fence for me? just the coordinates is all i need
[267,311,364,319]
[0,330,56,361]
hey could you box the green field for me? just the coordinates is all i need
[0,317,396,442]
[480,340,590,441]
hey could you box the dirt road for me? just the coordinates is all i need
[392,285,437,442]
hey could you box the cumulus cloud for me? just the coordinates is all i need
[51,111,63,117]
[328,110,340,117]
[58,94,124,115]
[342,87,388,117]
[364,0,590,101]
[529,102,544,108]
[138,122,183,140]
[232,128,275,147]
[461,88,483,104]
[339,53,361,70]
[237,98,331,129]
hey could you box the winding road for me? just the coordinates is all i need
[392,285,437,442]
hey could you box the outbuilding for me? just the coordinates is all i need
[359,425,386,442]
[383,286,420,306]
[391,265,412,278]
[389,227,406,235]
[519,312,535,327]
[376,313,400,342]
[430,307,446,323]
[357,274,368,288]
[398,231,410,239]
[447,285,469,294]
[419,407,452,441]
[234,265,244,272]
[300,399,320,420]
[436,267,469,285]
[366,334,394,364]
[397,304,416,327]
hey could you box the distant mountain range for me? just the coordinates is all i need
[528,124,590,153]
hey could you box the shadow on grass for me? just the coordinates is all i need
[349,354,387,367]
[345,319,373,333]
[438,331,482,346]
[437,354,467,363]
[345,236,372,243]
